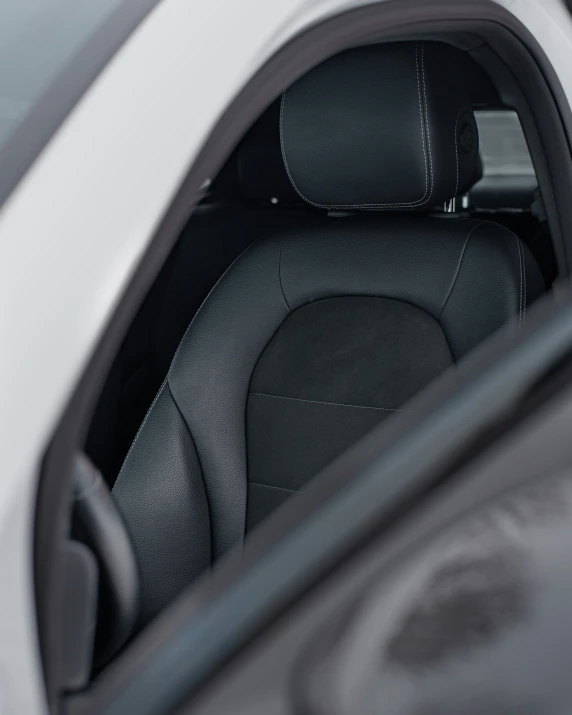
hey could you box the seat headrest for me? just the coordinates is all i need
[280,41,480,210]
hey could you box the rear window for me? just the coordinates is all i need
[475,110,535,177]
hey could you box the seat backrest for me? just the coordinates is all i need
[86,109,309,483]
[113,41,544,629]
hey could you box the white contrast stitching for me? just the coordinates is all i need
[249,392,408,412]
[169,243,253,370]
[517,236,526,326]
[249,482,298,494]
[498,226,529,330]
[420,42,434,207]
[278,237,291,312]
[279,42,432,209]
[522,242,527,322]
[454,106,471,197]
[519,238,524,325]
[440,222,485,318]
[416,42,429,204]
[519,236,524,327]
[113,244,257,488]
[515,233,523,329]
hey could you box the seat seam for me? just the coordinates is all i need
[278,238,291,312]
[165,380,214,543]
[516,236,524,328]
[249,482,298,494]
[516,235,525,326]
[439,222,485,319]
[499,226,528,328]
[112,377,168,491]
[113,244,253,487]
[249,392,408,411]
[420,41,434,208]
[278,42,432,210]
[167,380,200,446]
[167,242,253,373]
[523,242,527,321]
[515,233,523,328]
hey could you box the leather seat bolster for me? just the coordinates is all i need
[440,220,545,356]
[169,238,290,559]
[113,383,211,629]
[279,217,543,357]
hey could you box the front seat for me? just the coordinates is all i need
[114,41,544,629]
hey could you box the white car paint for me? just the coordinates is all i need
[0,0,570,711]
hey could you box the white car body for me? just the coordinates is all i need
[0,0,571,711]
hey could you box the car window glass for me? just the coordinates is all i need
[0,0,124,151]
[475,109,536,177]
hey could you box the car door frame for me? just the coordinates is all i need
[30,1,572,713]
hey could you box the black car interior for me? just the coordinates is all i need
[81,37,554,668]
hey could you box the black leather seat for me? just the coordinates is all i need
[114,41,544,629]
